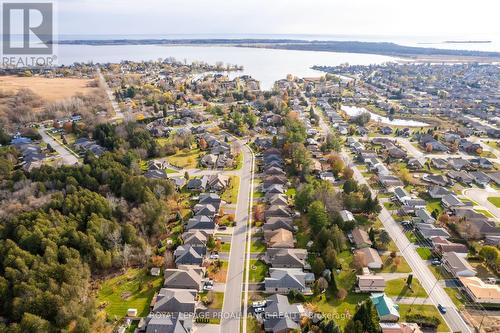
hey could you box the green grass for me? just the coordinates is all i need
[219,242,231,253]
[444,287,466,309]
[165,168,177,174]
[234,153,243,170]
[221,175,240,204]
[405,231,417,243]
[397,304,449,332]
[426,199,443,215]
[286,188,296,198]
[475,208,495,218]
[385,277,428,298]
[383,202,397,210]
[96,268,163,319]
[199,291,224,309]
[416,247,432,260]
[250,240,266,254]
[380,255,412,273]
[428,265,447,280]
[167,148,200,168]
[310,293,369,329]
[246,315,262,333]
[248,259,268,282]
[125,321,139,333]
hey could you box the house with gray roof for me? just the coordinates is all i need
[174,245,203,266]
[140,313,192,333]
[264,248,309,269]
[186,215,215,231]
[151,289,197,314]
[264,268,314,295]
[428,186,452,199]
[164,267,203,290]
[442,252,477,277]
[263,217,295,233]
[263,294,303,333]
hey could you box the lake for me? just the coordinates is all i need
[341,105,430,127]
[54,45,397,89]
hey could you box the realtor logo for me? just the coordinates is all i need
[2,2,53,55]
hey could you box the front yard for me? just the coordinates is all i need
[380,255,412,273]
[397,304,449,332]
[248,259,268,282]
[385,277,428,298]
[416,247,432,260]
[221,175,240,204]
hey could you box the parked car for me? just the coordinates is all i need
[254,307,265,314]
[438,304,446,314]
[252,300,266,308]
[209,254,219,260]
[218,225,227,230]
[431,259,441,266]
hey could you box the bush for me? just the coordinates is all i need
[405,314,440,328]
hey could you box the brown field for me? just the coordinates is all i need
[0,75,97,102]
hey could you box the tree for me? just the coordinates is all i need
[343,179,358,194]
[184,171,189,180]
[369,228,376,244]
[327,153,344,176]
[295,183,314,212]
[316,277,329,292]
[312,257,326,277]
[308,201,329,233]
[207,236,216,252]
[479,246,499,266]
[351,298,380,333]
[323,246,338,270]
[379,230,390,244]
[343,167,354,180]
[344,320,364,333]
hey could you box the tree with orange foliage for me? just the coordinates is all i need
[151,255,164,268]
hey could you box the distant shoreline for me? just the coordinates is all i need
[51,39,500,61]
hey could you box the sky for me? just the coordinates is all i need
[54,0,499,39]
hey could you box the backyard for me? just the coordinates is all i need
[96,268,163,319]
[167,148,200,168]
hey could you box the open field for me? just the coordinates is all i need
[0,75,97,102]
[96,268,163,319]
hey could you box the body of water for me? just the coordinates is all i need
[341,105,429,127]
[54,44,397,90]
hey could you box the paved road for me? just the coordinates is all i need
[38,128,80,166]
[314,103,473,333]
[462,187,500,221]
[220,138,254,333]
[96,67,124,121]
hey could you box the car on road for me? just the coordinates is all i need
[438,304,446,314]
[203,281,214,291]
[431,259,441,266]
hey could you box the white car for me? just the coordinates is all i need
[254,307,265,314]
[252,300,266,308]
[203,284,214,291]
[209,254,219,260]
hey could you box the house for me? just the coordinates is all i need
[170,176,187,189]
[182,230,208,254]
[447,170,474,184]
[339,210,355,223]
[379,323,423,333]
[205,174,229,192]
[486,171,500,185]
[265,248,309,269]
[470,158,494,170]
[394,187,410,204]
[431,236,468,256]
[264,229,295,248]
[268,194,289,207]
[380,175,404,189]
[186,177,207,191]
[431,158,448,169]
[387,147,407,159]
[140,313,192,333]
[413,209,435,224]
[265,166,286,176]
[419,134,447,152]
[263,217,295,233]
[415,223,450,240]
[263,175,287,190]
[458,276,500,304]
[470,171,490,187]
[356,275,386,292]
[380,127,393,135]
[355,247,383,269]
[422,174,450,187]
[198,193,223,209]
[174,245,203,266]
[447,158,470,171]
[351,227,372,248]
[164,267,203,290]
[264,268,315,294]
[265,184,285,196]
[186,215,215,231]
[318,171,335,183]
[263,294,303,333]
[145,169,168,179]
[428,186,452,199]
[442,252,477,277]
[151,288,197,314]
[371,293,400,322]
[265,205,292,219]
[441,194,465,209]
[193,204,217,218]
[407,158,426,170]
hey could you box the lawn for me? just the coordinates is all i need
[246,315,263,333]
[444,287,466,309]
[208,260,229,282]
[219,242,231,253]
[250,240,266,254]
[166,148,200,168]
[380,255,412,273]
[308,293,369,329]
[248,259,268,282]
[428,264,447,280]
[383,202,397,210]
[426,199,443,215]
[199,291,224,309]
[96,268,163,319]
[221,175,240,204]
[416,247,432,260]
[405,231,417,243]
[397,304,449,332]
[385,277,428,298]
[475,208,495,218]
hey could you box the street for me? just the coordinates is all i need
[220,139,254,333]
[38,128,80,166]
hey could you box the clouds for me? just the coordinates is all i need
[55,0,499,38]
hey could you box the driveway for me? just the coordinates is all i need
[38,128,80,166]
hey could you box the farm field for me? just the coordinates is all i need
[0,75,97,102]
